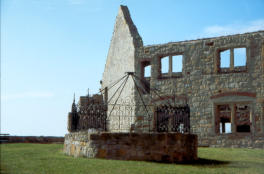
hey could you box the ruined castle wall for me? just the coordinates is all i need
[101,6,143,132]
[135,31,264,140]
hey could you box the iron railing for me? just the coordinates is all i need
[68,72,190,133]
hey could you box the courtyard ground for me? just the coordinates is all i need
[0,143,264,174]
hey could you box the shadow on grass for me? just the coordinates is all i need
[154,158,230,167]
[183,158,230,166]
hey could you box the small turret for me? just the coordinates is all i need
[68,93,79,132]
[71,93,77,113]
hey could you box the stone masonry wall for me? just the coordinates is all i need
[135,31,264,145]
[100,5,264,147]
[199,133,264,148]
[64,132,198,163]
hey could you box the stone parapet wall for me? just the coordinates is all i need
[199,133,264,148]
[64,132,198,163]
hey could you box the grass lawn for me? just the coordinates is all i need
[0,143,264,174]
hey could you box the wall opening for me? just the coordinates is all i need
[216,105,231,134]
[140,61,151,94]
[144,65,151,78]
[234,48,246,67]
[215,103,251,134]
[235,104,250,132]
[220,50,230,68]
[217,47,247,73]
[172,55,183,72]
[220,122,231,134]
[161,56,169,74]
[141,61,151,79]
[160,55,183,78]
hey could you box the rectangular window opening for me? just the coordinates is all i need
[216,104,231,134]
[235,104,250,133]
[220,122,231,134]
[161,56,169,74]
[172,55,183,72]
[234,48,246,67]
[216,103,251,134]
[144,65,151,78]
[217,104,231,134]
[220,50,230,68]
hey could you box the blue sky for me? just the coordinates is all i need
[1,0,264,136]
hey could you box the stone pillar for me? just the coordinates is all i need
[231,104,236,133]
[151,56,160,80]
[169,55,172,76]
[230,48,234,70]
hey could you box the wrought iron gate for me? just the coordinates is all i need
[156,105,190,133]
[77,104,107,131]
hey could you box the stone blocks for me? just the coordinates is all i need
[64,132,198,163]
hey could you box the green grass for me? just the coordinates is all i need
[0,143,264,174]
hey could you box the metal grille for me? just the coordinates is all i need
[156,105,190,133]
[68,72,190,133]
[77,104,107,131]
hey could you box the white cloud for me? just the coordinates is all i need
[202,19,264,37]
[2,91,54,100]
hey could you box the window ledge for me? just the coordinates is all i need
[159,72,183,80]
[217,132,251,137]
[218,66,247,74]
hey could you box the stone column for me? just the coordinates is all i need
[151,56,160,80]
[230,48,234,70]
[231,104,236,133]
[169,55,172,76]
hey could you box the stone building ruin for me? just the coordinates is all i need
[67,5,264,148]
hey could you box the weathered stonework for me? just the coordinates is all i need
[66,5,264,150]
[64,132,197,162]
[199,133,264,148]
[101,6,143,132]
[99,6,264,147]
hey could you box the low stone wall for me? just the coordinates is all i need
[199,133,264,148]
[0,136,64,144]
[64,132,197,163]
